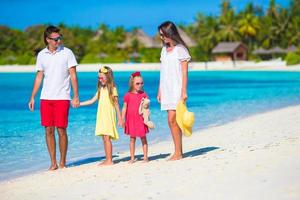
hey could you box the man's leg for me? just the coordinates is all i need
[45,126,58,170]
[54,100,70,168]
[57,127,68,168]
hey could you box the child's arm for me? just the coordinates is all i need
[138,98,144,115]
[121,102,127,128]
[79,92,98,106]
[114,96,123,127]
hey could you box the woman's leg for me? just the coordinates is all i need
[167,110,183,160]
[99,135,113,165]
[129,137,136,163]
[141,136,149,162]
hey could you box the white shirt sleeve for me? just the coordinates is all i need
[67,50,78,68]
[177,45,191,62]
[35,53,43,71]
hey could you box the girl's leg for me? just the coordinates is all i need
[99,135,113,165]
[141,136,149,162]
[167,110,183,160]
[129,137,136,163]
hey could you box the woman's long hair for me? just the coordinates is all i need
[97,66,116,105]
[158,21,189,50]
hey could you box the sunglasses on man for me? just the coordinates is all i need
[48,35,63,42]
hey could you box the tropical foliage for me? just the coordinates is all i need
[0,0,299,64]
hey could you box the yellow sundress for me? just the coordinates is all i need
[95,87,119,140]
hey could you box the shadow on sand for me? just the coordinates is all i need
[183,146,219,158]
[67,146,219,167]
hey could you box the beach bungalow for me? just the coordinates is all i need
[212,42,248,61]
[177,28,197,47]
[117,29,160,49]
[152,27,197,48]
[253,45,297,60]
[285,45,298,53]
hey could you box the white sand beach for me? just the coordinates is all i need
[1,105,300,200]
[0,61,300,72]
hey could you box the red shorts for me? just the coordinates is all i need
[40,100,70,128]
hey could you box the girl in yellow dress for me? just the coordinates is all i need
[80,66,123,165]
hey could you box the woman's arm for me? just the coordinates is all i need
[181,60,188,101]
[80,92,98,106]
[114,96,123,127]
[157,83,161,103]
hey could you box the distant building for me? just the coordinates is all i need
[253,45,297,60]
[117,28,197,49]
[177,28,197,47]
[117,29,160,49]
[212,42,248,61]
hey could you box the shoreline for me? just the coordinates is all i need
[1,102,298,183]
[0,61,300,72]
[1,104,300,200]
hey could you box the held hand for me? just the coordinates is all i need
[71,97,80,108]
[118,118,123,127]
[28,98,35,111]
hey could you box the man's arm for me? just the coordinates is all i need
[69,66,80,108]
[28,71,44,111]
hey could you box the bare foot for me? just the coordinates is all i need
[59,165,67,169]
[48,164,58,171]
[59,162,67,169]
[128,159,136,164]
[167,154,183,161]
[142,158,149,163]
[98,160,114,166]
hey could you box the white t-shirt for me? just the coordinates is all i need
[36,46,78,100]
[159,44,191,110]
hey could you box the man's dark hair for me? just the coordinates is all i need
[44,25,60,45]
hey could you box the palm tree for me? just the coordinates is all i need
[258,0,289,48]
[286,0,300,46]
[238,3,261,48]
[218,0,240,41]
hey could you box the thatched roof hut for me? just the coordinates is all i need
[117,29,158,48]
[212,42,247,53]
[286,45,297,53]
[212,42,248,61]
[177,28,197,47]
[253,47,270,55]
[269,46,286,54]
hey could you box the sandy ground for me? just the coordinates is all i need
[1,105,300,200]
[0,62,300,72]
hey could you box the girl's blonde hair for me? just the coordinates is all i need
[97,66,117,105]
[128,72,143,92]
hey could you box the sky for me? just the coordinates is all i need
[0,0,290,36]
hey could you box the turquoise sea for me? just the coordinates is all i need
[1,71,300,181]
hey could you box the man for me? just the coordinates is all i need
[28,25,80,170]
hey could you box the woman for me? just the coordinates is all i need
[157,21,191,160]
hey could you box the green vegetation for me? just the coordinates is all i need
[0,0,299,65]
[286,51,300,65]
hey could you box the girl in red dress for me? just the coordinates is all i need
[122,72,150,163]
